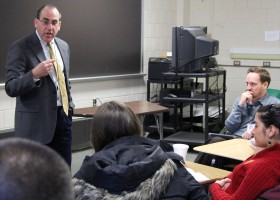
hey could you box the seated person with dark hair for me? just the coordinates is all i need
[73,101,208,200]
[210,104,280,200]
[195,66,280,168]
[0,138,73,200]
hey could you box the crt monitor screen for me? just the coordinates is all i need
[171,26,219,73]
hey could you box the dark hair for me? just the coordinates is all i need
[36,4,61,20]
[247,66,271,86]
[0,138,73,200]
[91,101,142,152]
[257,104,280,130]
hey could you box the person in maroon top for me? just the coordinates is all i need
[210,104,280,200]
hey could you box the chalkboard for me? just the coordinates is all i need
[0,0,142,83]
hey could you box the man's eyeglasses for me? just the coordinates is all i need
[38,18,60,26]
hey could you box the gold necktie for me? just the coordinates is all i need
[48,43,69,115]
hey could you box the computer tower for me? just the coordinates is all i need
[148,57,171,80]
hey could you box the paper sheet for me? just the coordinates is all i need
[265,30,280,41]
[186,168,209,182]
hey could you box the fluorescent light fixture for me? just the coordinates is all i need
[230,48,280,60]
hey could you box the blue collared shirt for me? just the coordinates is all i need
[225,93,280,137]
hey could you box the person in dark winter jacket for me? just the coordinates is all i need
[73,101,208,200]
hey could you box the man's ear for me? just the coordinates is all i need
[57,21,61,31]
[34,18,39,28]
[264,81,269,89]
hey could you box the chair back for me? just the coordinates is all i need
[267,88,280,100]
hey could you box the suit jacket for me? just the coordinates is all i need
[5,32,74,144]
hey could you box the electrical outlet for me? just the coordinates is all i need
[263,61,271,67]
[233,60,241,66]
[93,99,97,107]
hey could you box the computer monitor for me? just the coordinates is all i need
[171,26,219,73]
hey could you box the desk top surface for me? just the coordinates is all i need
[74,100,169,117]
[184,161,231,184]
[193,138,255,161]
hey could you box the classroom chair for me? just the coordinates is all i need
[267,88,280,100]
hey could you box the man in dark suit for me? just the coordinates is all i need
[5,4,74,167]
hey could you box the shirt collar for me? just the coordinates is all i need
[255,93,270,106]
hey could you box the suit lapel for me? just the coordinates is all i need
[29,32,46,63]
[28,32,56,87]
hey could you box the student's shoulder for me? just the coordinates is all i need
[264,94,280,104]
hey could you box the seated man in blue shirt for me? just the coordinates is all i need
[225,67,280,138]
[195,66,280,168]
